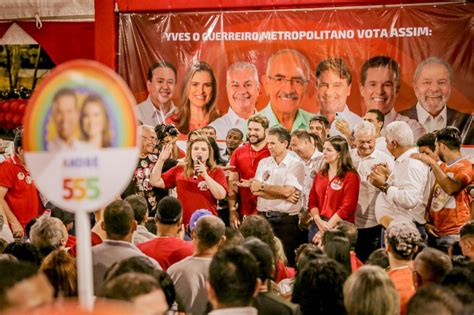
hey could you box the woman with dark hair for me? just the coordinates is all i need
[167,62,219,139]
[79,94,112,148]
[239,215,295,283]
[150,137,227,226]
[292,258,348,315]
[308,135,360,243]
[323,235,351,274]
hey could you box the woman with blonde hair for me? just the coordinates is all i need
[344,265,400,315]
[167,62,219,139]
[150,136,227,227]
[40,249,78,297]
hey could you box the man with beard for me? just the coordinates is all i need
[136,61,178,126]
[122,125,177,216]
[359,56,426,141]
[411,127,473,252]
[400,57,472,144]
[259,49,313,132]
[210,62,260,141]
[228,115,270,229]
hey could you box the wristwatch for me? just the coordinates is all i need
[380,183,390,194]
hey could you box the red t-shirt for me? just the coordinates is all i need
[308,171,360,222]
[0,155,44,228]
[69,231,103,257]
[429,158,473,236]
[229,144,270,215]
[137,237,194,271]
[388,266,415,315]
[275,260,296,283]
[161,164,228,225]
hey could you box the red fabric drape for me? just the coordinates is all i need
[0,22,94,65]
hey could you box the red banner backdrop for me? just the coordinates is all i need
[117,3,473,136]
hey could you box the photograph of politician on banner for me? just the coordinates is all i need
[118,4,473,146]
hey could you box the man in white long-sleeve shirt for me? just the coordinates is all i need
[369,121,429,237]
[351,121,394,261]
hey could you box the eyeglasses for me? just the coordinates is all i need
[142,135,158,142]
[267,75,308,87]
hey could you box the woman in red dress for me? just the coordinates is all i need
[308,135,360,244]
[167,62,219,140]
[150,136,227,227]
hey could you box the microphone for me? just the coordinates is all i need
[193,156,202,180]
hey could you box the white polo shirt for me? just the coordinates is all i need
[351,148,394,229]
[255,151,305,215]
[375,147,430,224]
[295,149,323,210]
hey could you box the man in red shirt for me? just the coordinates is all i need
[0,128,43,238]
[138,196,194,270]
[228,114,271,229]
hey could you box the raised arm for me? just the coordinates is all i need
[149,144,172,188]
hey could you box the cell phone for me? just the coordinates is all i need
[335,112,343,120]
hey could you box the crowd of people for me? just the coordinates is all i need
[0,50,473,315]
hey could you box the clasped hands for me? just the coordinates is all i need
[235,178,300,203]
[368,162,391,189]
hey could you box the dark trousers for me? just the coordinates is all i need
[260,213,306,267]
[355,225,383,263]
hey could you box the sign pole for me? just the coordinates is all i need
[75,210,94,310]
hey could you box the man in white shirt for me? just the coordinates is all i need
[359,56,426,140]
[168,216,225,315]
[351,121,394,261]
[315,58,363,137]
[369,121,429,237]
[290,130,323,229]
[209,62,259,141]
[400,57,471,144]
[250,126,305,266]
[126,195,156,245]
[136,61,177,126]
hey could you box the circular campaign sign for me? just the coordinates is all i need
[23,60,139,213]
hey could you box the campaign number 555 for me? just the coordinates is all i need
[63,177,100,200]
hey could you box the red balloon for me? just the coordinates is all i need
[18,103,26,114]
[13,114,21,126]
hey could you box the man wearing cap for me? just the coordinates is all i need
[168,215,226,315]
[138,196,194,270]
